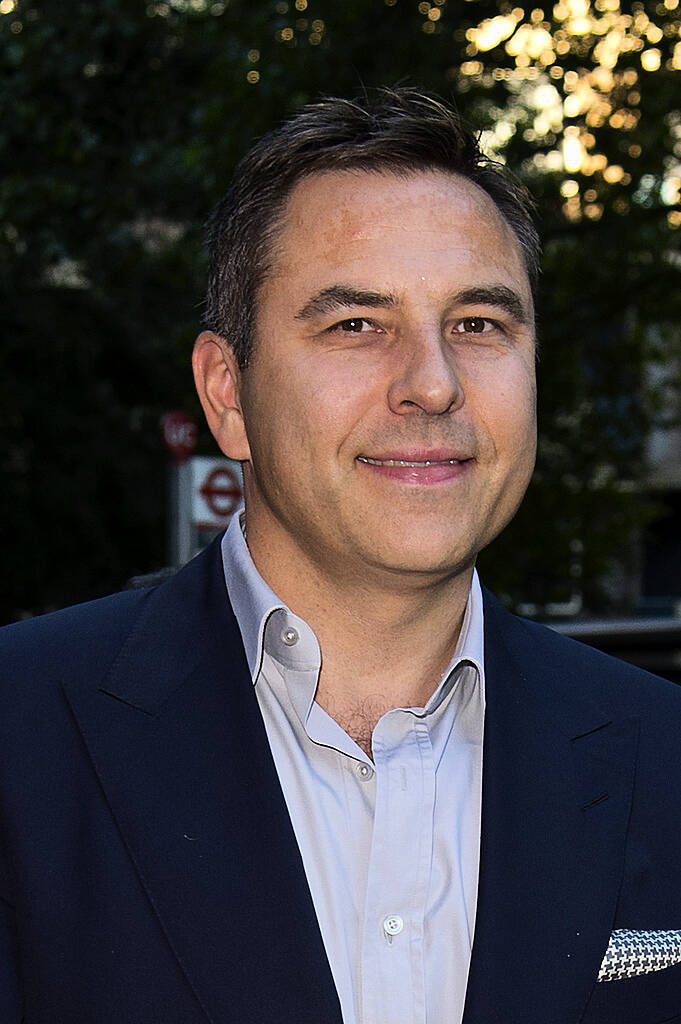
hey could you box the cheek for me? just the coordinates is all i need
[504,397,537,475]
[246,363,357,468]
[469,367,536,457]
[297,355,385,437]
[499,398,537,460]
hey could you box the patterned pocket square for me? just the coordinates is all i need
[598,929,681,982]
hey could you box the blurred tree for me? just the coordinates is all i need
[1,0,679,621]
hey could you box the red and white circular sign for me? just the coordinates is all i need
[199,465,242,520]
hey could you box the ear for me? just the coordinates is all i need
[192,331,251,462]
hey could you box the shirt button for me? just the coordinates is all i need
[356,763,374,781]
[383,914,404,937]
[281,627,299,646]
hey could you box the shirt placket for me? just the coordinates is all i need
[360,713,435,1024]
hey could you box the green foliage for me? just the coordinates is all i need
[1,0,680,620]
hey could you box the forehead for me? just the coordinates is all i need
[263,167,531,305]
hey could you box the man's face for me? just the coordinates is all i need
[234,168,537,587]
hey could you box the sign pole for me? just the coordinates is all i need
[160,411,199,567]
[168,460,179,567]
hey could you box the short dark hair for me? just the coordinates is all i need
[204,87,541,369]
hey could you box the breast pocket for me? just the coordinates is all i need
[580,960,681,1024]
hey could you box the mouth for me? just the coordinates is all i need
[357,456,466,468]
[355,451,474,484]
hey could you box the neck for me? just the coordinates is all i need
[245,519,474,715]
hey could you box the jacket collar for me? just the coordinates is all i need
[463,589,638,1024]
[63,538,343,1024]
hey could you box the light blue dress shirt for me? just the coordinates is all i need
[221,511,485,1024]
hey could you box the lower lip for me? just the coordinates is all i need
[356,459,473,484]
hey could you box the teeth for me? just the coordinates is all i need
[357,457,461,467]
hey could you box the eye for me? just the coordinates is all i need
[328,317,383,335]
[453,317,496,335]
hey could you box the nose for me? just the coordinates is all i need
[387,330,464,417]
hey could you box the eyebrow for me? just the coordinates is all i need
[294,282,532,326]
[294,285,399,321]
[449,286,531,326]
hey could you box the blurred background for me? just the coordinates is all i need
[2,0,680,652]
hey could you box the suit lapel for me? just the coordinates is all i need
[63,540,342,1024]
[463,592,639,1024]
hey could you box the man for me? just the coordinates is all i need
[1,89,680,1023]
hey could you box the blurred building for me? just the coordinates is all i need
[641,389,681,617]
[546,365,681,685]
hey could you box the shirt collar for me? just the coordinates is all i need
[221,509,287,680]
[423,567,484,715]
[221,507,485,695]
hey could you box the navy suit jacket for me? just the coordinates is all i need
[2,537,681,1023]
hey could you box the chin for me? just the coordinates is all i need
[363,542,477,579]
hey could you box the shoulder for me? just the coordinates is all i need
[0,588,153,708]
[482,586,681,720]
[0,538,231,716]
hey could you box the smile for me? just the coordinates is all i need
[355,454,474,485]
[357,457,467,467]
